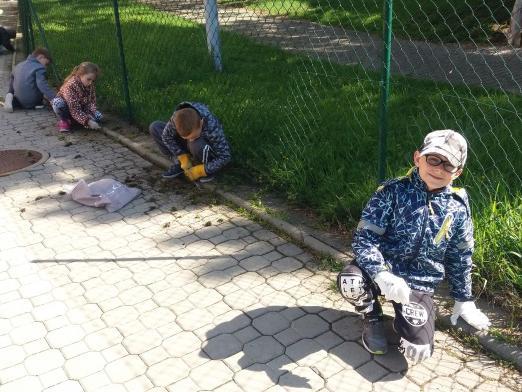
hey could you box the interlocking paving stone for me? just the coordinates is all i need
[286,339,326,365]
[39,367,68,389]
[274,328,303,347]
[24,349,65,376]
[176,308,215,330]
[252,311,291,335]
[474,380,516,392]
[202,333,242,359]
[239,255,270,271]
[214,381,245,392]
[424,376,470,391]
[105,355,147,383]
[147,357,190,386]
[291,314,330,339]
[46,325,85,348]
[243,336,285,363]
[234,363,281,392]
[453,368,483,389]
[9,321,47,345]
[122,329,163,354]
[272,256,303,273]
[374,348,409,373]
[279,366,325,391]
[163,331,202,357]
[79,370,112,391]
[0,345,25,370]
[310,356,344,379]
[373,374,422,391]
[63,351,106,379]
[0,375,42,392]
[329,342,371,369]
[234,325,261,344]
[168,377,200,392]
[0,364,27,385]
[331,316,363,341]
[190,360,234,390]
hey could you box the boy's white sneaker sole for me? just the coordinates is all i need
[4,93,14,113]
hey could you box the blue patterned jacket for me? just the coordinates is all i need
[352,168,474,301]
[161,102,231,175]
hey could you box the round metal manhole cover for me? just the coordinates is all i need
[0,149,49,176]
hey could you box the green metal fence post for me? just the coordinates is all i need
[22,0,35,54]
[19,0,29,55]
[27,0,60,82]
[26,0,35,54]
[377,0,393,182]
[112,0,133,120]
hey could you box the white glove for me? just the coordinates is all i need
[450,301,490,331]
[87,119,101,130]
[374,271,411,305]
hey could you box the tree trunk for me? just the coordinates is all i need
[509,0,522,47]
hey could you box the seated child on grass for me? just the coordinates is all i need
[337,129,490,363]
[149,101,231,183]
[4,47,55,112]
[51,62,102,132]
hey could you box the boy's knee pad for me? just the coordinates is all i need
[399,337,433,363]
[393,291,435,363]
[337,265,367,300]
[337,265,374,313]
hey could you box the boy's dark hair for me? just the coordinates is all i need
[173,108,201,137]
[32,47,53,63]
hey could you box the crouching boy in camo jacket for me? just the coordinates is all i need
[149,102,231,183]
[337,130,490,363]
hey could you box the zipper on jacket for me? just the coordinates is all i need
[410,192,431,263]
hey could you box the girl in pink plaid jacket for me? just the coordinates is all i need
[51,62,102,132]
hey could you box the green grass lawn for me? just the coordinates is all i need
[33,0,522,309]
[220,0,514,44]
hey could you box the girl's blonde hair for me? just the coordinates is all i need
[64,62,101,84]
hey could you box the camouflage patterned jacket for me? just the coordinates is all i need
[161,102,231,175]
[352,168,474,301]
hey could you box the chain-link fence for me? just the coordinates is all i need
[20,0,522,305]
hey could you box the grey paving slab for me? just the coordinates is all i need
[0,26,520,392]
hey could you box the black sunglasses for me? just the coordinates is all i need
[425,154,459,173]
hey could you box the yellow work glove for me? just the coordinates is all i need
[177,154,192,171]
[184,164,206,182]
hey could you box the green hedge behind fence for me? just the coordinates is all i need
[24,0,522,306]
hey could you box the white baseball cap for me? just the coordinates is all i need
[419,130,468,168]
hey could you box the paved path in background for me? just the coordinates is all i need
[1,47,521,392]
[148,0,522,94]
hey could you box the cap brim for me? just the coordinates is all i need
[420,146,460,167]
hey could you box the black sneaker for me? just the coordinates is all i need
[162,164,183,179]
[362,317,388,355]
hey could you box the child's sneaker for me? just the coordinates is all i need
[362,316,388,355]
[57,119,71,132]
[161,164,184,179]
[4,93,14,113]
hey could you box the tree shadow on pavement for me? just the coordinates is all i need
[201,305,408,388]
